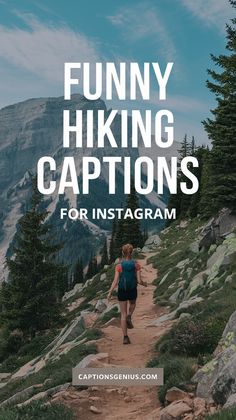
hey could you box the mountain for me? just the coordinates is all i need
[0,94,180,282]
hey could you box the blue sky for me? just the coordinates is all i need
[0,0,233,144]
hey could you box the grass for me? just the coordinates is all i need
[98,306,119,325]
[0,331,59,374]
[147,354,197,404]
[0,342,97,405]
[0,400,75,420]
[206,408,236,419]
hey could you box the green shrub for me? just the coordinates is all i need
[157,317,224,357]
[99,306,119,324]
[0,400,74,420]
[206,408,236,420]
[148,355,196,404]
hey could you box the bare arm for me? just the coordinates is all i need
[136,269,147,287]
[107,270,119,300]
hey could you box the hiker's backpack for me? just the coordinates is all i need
[118,260,137,290]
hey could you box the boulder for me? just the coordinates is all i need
[176,259,189,269]
[95,299,107,313]
[62,283,83,302]
[100,273,106,281]
[199,208,236,249]
[193,397,206,417]
[179,220,189,228]
[193,310,236,403]
[169,287,184,304]
[223,393,236,410]
[187,272,205,297]
[165,387,189,403]
[76,353,109,369]
[215,310,236,355]
[0,384,43,407]
[177,296,203,312]
[206,235,236,284]
[179,313,191,321]
[211,352,236,405]
[142,235,161,252]
[160,400,192,420]
[148,311,177,326]
[0,373,11,382]
[189,241,200,254]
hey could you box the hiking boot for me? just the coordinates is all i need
[126,315,134,329]
[123,335,131,344]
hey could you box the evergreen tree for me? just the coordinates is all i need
[121,179,144,248]
[202,1,236,213]
[86,254,98,279]
[74,258,84,285]
[109,219,116,263]
[100,238,108,269]
[1,177,64,338]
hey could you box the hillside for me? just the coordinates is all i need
[0,95,178,283]
[0,210,236,418]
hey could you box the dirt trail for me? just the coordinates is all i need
[60,255,172,419]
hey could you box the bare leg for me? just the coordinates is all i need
[128,299,136,317]
[119,301,128,337]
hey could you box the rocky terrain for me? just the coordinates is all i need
[0,208,235,419]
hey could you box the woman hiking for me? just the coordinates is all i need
[107,244,147,344]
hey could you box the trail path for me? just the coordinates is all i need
[61,254,172,419]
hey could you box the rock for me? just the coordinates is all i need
[62,283,83,302]
[179,220,189,228]
[179,313,191,321]
[177,296,203,312]
[215,310,236,355]
[89,405,102,414]
[148,311,177,326]
[193,397,206,417]
[0,373,11,381]
[169,287,184,304]
[124,396,132,402]
[142,235,161,252]
[17,391,47,407]
[160,400,192,420]
[187,272,205,297]
[165,387,189,403]
[103,303,120,314]
[223,393,236,409]
[209,244,217,254]
[95,299,107,313]
[76,353,109,368]
[103,317,118,327]
[100,273,106,281]
[200,209,236,250]
[211,351,236,405]
[159,271,171,285]
[189,241,200,254]
[50,316,85,351]
[176,259,189,269]
[225,275,233,284]
[0,383,43,407]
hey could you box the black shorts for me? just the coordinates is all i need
[118,287,137,302]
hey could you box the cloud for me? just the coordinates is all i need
[0,14,101,84]
[107,3,177,62]
[180,0,233,31]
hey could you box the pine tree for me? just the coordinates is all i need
[100,238,108,269]
[121,179,144,248]
[109,219,116,263]
[86,254,98,279]
[74,258,84,285]
[202,1,236,213]
[1,177,64,338]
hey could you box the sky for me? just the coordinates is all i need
[0,0,233,144]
